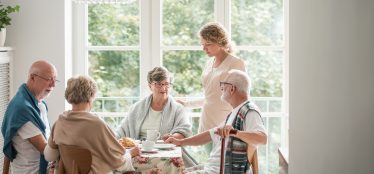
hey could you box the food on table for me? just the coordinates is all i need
[119,137,137,148]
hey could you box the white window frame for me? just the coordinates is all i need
[73,0,289,172]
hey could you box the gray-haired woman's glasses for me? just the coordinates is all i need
[151,82,173,88]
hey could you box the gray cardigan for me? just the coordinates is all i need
[116,95,192,139]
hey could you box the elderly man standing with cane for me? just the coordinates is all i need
[166,69,267,174]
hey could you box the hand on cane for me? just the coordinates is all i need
[215,125,238,174]
[214,125,238,138]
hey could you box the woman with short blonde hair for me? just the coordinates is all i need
[44,75,140,174]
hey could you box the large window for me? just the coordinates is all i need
[73,0,288,173]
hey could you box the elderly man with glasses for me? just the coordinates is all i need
[2,60,58,174]
[166,69,267,174]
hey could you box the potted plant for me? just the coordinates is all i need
[0,4,20,47]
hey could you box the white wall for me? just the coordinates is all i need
[290,0,374,174]
[4,0,71,123]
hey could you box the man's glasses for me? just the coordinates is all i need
[33,74,60,83]
[220,81,234,90]
[151,82,173,88]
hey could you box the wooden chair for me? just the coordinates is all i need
[58,145,92,174]
[2,156,10,174]
[278,147,288,174]
[249,149,259,174]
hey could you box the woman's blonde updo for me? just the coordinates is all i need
[199,22,233,53]
[65,75,97,105]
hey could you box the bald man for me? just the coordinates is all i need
[2,60,58,174]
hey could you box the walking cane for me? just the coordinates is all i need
[219,129,238,174]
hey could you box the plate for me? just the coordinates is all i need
[154,143,176,150]
[141,149,159,153]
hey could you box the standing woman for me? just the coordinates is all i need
[178,22,246,133]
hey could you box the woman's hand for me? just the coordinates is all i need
[129,146,141,158]
[176,99,186,106]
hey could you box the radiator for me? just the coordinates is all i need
[0,48,12,172]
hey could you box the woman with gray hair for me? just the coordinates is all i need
[116,66,192,141]
[178,22,246,134]
[44,75,140,173]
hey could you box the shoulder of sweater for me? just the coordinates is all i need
[63,111,104,124]
[228,54,244,63]
[9,97,37,116]
[167,96,184,109]
[129,96,149,112]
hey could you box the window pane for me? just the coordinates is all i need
[163,50,206,97]
[238,51,283,97]
[88,51,140,97]
[252,97,282,112]
[184,117,210,164]
[89,51,140,113]
[258,116,281,174]
[231,0,283,46]
[88,2,139,46]
[102,116,126,130]
[163,0,214,46]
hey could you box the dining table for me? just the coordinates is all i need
[124,141,185,174]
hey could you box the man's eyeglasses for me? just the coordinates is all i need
[220,81,234,90]
[33,74,60,83]
[151,82,173,88]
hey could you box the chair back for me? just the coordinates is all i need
[248,149,259,174]
[58,144,92,174]
[2,156,10,174]
[219,133,259,174]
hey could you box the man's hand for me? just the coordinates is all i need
[164,137,183,146]
[161,133,172,141]
[129,147,140,158]
[28,134,47,154]
[215,125,237,138]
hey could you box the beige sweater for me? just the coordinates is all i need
[186,54,246,132]
[49,111,128,173]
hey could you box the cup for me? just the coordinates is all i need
[146,129,161,142]
[142,140,155,151]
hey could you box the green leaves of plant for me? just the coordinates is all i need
[0,5,20,29]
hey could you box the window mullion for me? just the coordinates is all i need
[140,0,152,98]
[73,3,88,75]
[224,0,231,33]
[215,0,230,35]
[283,0,290,150]
[214,0,225,24]
[151,0,162,67]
